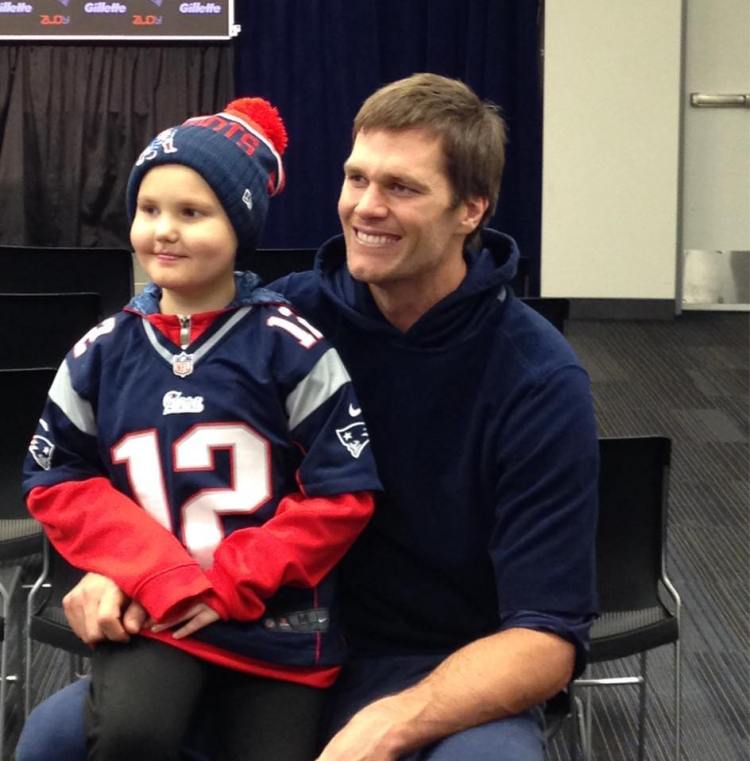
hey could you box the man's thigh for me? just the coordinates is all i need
[323,653,545,761]
[411,711,544,761]
[16,678,88,761]
[16,676,213,761]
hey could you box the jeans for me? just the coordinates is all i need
[17,652,544,761]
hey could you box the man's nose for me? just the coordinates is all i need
[355,184,388,218]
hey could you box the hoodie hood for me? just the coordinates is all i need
[313,228,520,347]
[127,270,288,316]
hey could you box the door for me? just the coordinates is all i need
[680,0,750,311]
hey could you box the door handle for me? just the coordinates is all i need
[690,93,750,108]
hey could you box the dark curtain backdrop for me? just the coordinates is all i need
[235,0,543,290]
[0,44,233,248]
[0,1,543,289]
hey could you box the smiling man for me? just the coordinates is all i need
[17,74,598,761]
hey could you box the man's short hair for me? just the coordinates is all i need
[353,73,507,249]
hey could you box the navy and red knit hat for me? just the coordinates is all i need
[126,97,288,253]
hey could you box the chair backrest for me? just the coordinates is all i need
[0,246,133,316]
[596,436,672,612]
[236,248,316,284]
[521,297,570,333]
[0,367,56,519]
[511,255,530,296]
[0,292,102,369]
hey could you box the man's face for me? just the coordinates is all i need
[338,128,483,299]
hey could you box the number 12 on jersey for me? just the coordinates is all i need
[112,423,271,568]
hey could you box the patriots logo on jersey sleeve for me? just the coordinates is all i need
[335,421,370,459]
[29,434,55,471]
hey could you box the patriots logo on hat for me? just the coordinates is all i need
[29,435,55,471]
[242,188,253,210]
[335,421,370,459]
[135,128,179,167]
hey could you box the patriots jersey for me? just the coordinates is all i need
[23,276,381,681]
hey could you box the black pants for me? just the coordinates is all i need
[86,638,326,761]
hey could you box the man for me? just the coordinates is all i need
[18,73,598,761]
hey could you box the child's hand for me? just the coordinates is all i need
[150,602,220,639]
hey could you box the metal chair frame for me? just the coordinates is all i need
[573,436,682,761]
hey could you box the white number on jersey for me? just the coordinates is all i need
[112,423,271,568]
[266,305,323,349]
[73,317,116,358]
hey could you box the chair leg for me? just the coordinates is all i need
[584,681,593,761]
[572,692,586,761]
[25,546,50,718]
[674,639,681,761]
[637,652,648,761]
[0,581,8,761]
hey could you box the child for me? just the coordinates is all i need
[23,98,380,761]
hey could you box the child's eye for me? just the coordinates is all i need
[181,207,202,219]
[139,203,158,216]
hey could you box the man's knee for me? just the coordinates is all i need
[16,678,90,761]
[415,710,544,761]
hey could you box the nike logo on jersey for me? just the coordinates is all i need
[336,421,370,459]
[162,390,205,415]
[348,403,362,416]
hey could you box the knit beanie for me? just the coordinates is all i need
[126,97,288,254]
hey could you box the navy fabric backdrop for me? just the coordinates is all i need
[234,0,543,291]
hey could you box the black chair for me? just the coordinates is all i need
[25,538,88,716]
[511,255,531,296]
[544,689,585,760]
[0,293,102,369]
[575,436,681,761]
[0,246,133,316]
[0,367,57,755]
[236,248,316,284]
[521,297,570,334]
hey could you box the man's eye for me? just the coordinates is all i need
[390,183,415,195]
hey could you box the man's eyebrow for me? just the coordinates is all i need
[342,162,430,192]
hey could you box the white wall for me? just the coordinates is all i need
[541,1,683,299]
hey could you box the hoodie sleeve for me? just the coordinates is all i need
[22,354,230,623]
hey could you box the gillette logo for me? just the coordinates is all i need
[84,2,127,12]
[0,2,33,12]
[179,2,221,13]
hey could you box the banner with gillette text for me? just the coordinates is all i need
[0,0,236,39]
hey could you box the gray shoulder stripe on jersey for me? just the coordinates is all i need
[48,360,97,436]
[286,348,351,430]
[141,307,252,367]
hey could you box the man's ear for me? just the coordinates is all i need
[457,196,489,234]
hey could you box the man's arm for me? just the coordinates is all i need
[317,627,574,761]
[63,573,148,645]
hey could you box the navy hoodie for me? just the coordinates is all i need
[272,229,598,673]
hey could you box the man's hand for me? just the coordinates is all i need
[316,695,412,761]
[63,572,148,645]
[150,602,220,640]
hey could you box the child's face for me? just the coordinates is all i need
[130,164,239,313]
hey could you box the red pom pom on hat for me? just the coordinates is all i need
[225,97,288,156]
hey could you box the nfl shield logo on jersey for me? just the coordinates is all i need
[335,421,370,459]
[172,351,195,378]
[29,435,55,471]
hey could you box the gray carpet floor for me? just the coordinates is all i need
[5,311,749,761]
